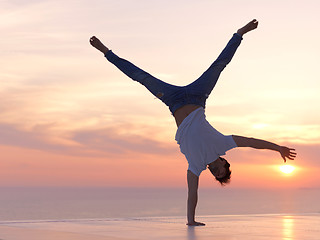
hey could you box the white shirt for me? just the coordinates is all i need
[175,107,237,176]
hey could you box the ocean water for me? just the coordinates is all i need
[0,187,319,221]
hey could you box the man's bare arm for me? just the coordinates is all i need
[186,170,205,226]
[232,135,297,162]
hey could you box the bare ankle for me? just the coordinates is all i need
[236,19,258,36]
[237,29,245,36]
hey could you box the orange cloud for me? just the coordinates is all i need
[1,0,320,189]
[1,140,319,188]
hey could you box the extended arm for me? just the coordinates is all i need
[186,170,205,226]
[232,135,297,162]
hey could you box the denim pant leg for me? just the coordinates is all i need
[185,33,243,106]
[106,50,183,113]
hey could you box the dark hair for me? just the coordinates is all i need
[209,157,232,186]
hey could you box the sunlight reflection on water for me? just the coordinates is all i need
[282,216,294,239]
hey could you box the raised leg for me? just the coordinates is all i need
[90,36,180,107]
[186,33,242,95]
[105,50,179,100]
[186,19,258,99]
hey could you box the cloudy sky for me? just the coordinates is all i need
[1,0,319,188]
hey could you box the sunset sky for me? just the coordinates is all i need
[1,0,319,188]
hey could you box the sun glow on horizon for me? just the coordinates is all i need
[0,0,319,188]
[279,165,295,174]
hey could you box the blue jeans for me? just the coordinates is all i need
[105,33,242,115]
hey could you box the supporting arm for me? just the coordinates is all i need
[187,170,205,226]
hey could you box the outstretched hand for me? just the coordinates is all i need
[279,146,297,162]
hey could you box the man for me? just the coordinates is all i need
[90,19,297,226]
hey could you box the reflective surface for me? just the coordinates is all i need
[0,214,319,240]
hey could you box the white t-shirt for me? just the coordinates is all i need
[175,107,237,176]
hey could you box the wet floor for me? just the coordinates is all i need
[0,214,319,240]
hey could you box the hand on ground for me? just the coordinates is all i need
[187,221,206,226]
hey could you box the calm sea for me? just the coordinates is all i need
[0,187,319,221]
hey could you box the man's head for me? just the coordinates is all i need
[208,157,231,186]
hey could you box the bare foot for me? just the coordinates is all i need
[187,221,206,226]
[237,19,258,36]
[90,36,109,54]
